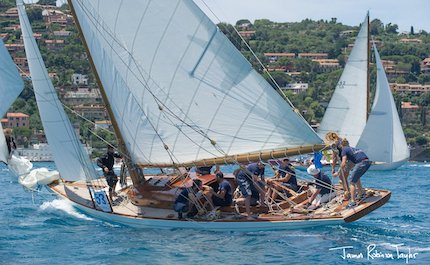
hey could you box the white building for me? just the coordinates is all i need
[281,83,309,94]
[71,73,88,85]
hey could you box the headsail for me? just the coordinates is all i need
[69,0,323,166]
[318,14,369,146]
[357,45,409,165]
[0,38,25,163]
[17,0,96,181]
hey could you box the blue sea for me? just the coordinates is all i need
[1,162,429,265]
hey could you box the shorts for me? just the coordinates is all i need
[237,176,252,197]
[212,196,232,207]
[311,192,336,207]
[105,172,118,191]
[174,202,189,213]
[282,183,299,192]
[350,160,371,183]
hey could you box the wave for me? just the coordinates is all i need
[39,199,93,221]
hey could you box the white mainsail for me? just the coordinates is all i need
[17,0,96,181]
[357,45,409,168]
[318,14,369,146]
[70,0,322,166]
[0,38,25,163]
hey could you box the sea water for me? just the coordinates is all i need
[1,162,429,265]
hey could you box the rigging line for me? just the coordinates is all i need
[71,1,182,166]
[74,2,233,164]
[74,2,216,159]
[261,161,338,192]
[75,1,206,133]
[75,0,256,153]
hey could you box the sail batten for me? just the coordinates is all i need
[70,0,323,165]
[318,15,369,146]
[17,0,96,181]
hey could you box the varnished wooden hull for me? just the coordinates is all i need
[47,179,391,231]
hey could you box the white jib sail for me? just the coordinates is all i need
[70,0,323,165]
[0,38,25,163]
[318,14,369,146]
[17,0,96,181]
[357,45,409,164]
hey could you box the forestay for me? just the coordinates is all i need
[17,0,96,181]
[357,45,409,164]
[318,14,369,146]
[70,0,322,166]
[0,39,24,163]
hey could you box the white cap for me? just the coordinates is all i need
[307,165,320,175]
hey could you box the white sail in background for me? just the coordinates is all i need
[17,0,96,181]
[70,0,322,165]
[357,45,409,168]
[0,38,24,163]
[318,14,369,146]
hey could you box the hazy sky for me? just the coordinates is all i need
[195,0,429,32]
[28,0,430,32]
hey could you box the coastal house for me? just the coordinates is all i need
[4,43,24,54]
[298,53,328,60]
[238,30,255,40]
[13,57,28,70]
[399,38,422,44]
[42,9,73,27]
[390,83,430,94]
[94,120,112,130]
[281,83,309,94]
[73,104,107,120]
[312,59,340,72]
[2,112,30,128]
[44,39,65,51]
[0,7,18,18]
[421,58,430,73]
[53,30,72,37]
[264,52,295,63]
[63,88,102,105]
[71,73,89,85]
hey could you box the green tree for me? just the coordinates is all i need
[415,135,428,146]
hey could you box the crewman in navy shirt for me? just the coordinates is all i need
[338,138,371,208]
[211,172,233,207]
[234,162,266,219]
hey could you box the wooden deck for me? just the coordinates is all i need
[48,173,391,225]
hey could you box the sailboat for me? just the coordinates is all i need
[0,38,33,177]
[17,0,391,230]
[318,14,409,170]
[357,45,410,170]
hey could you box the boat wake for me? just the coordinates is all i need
[39,199,93,221]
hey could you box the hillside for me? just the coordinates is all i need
[1,3,429,157]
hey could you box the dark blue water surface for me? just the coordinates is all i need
[1,162,429,265]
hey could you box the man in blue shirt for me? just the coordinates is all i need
[267,158,298,200]
[303,165,335,210]
[234,162,266,219]
[173,179,203,219]
[338,138,371,208]
[211,172,233,207]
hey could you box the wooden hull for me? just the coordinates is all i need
[47,178,391,231]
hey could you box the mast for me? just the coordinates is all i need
[366,12,371,120]
[67,0,143,186]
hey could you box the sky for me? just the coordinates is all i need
[26,0,430,33]
[195,0,430,33]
